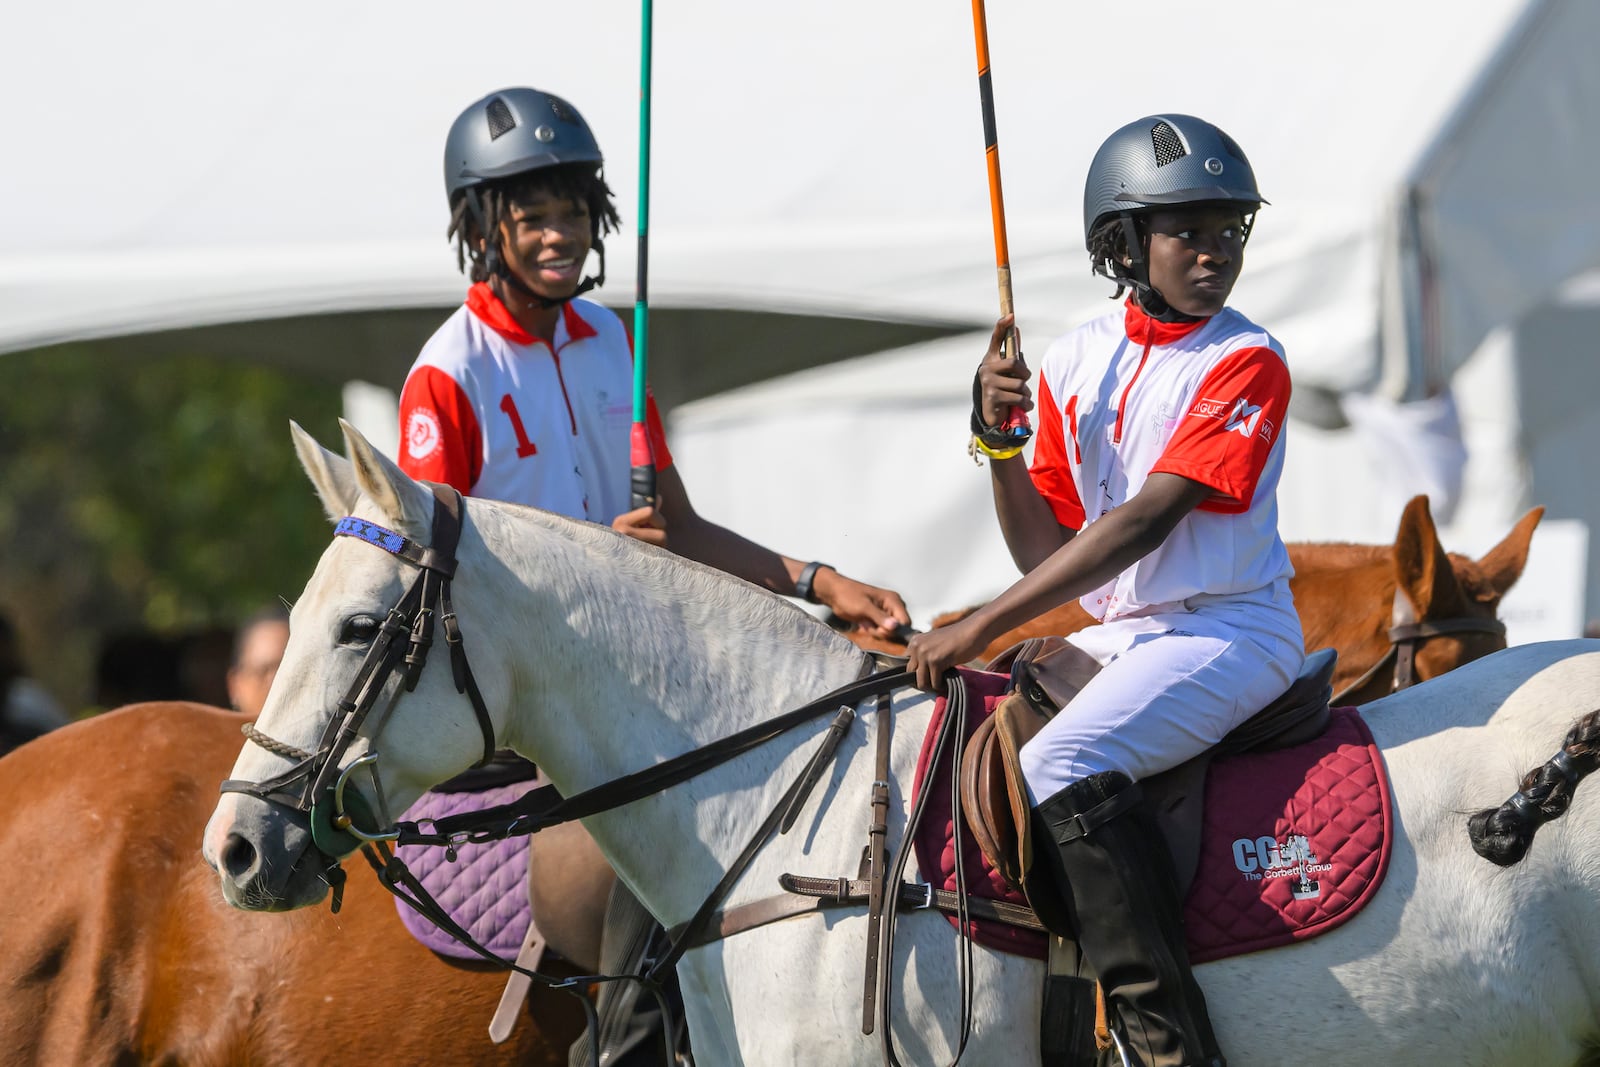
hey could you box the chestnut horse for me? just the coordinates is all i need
[852,496,1542,704]
[0,701,588,1067]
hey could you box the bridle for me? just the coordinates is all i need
[1329,586,1507,705]
[220,485,500,865]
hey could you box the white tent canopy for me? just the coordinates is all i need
[5,0,1597,630]
[7,0,1586,399]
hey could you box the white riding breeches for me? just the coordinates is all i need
[1019,580,1305,804]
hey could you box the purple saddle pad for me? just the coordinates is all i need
[393,779,539,960]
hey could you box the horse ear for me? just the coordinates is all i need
[338,419,435,538]
[1475,506,1545,599]
[1393,495,1455,616]
[291,420,357,521]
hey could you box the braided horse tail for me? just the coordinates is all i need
[1469,710,1600,866]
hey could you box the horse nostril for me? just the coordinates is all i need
[220,832,261,884]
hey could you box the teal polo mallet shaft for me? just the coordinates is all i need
[629,0,658,510]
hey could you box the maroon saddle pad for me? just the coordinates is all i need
[912,671,1393,965]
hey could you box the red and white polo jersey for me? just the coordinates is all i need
[1029,299,1293,621]
[397,283,672,525]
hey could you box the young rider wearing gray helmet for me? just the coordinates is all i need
[398,87,910,637]
[907,115,1305,1066]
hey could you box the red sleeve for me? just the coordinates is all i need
[1150,346,1290,513]
[1026,374,1086,529]
[645,391,674,471]
[398,365,482,492]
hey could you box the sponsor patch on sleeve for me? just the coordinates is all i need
[1189,396,1275,442]
[405,407,443,460]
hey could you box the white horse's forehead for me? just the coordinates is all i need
[293,520,414,624]
[254,524,416,747]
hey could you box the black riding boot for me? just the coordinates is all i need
[1033,771,1225,1067]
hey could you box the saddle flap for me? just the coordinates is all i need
[958,715,1013,885]
[957,691,1051,891]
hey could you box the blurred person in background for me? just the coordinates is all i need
[226,604,290,718]
[1,610,73,754]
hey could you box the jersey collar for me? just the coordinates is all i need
[466,282,599,346]
[1124,298,1209,345]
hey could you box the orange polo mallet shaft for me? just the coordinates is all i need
[971,0,1031,443]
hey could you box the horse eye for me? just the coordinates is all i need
[339,615,382,646]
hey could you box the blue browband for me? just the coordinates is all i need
[335,516,453,575]
[335,516,409,556]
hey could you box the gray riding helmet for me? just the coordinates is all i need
[1082,114,1266,249]
[443,87,604,204]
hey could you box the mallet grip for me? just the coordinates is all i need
[629,423,656,511]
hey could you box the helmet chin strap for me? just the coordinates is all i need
[464,188,608,311]
[1110,216,1202,324]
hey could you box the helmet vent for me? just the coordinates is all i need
[1150,121,1186,167]
[485,97,517,141]
[548,97,576,124]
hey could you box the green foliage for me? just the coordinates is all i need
[0,346,344,708]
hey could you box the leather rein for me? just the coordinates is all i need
[1329,586,1507,705]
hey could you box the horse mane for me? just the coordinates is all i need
[1282,541,1390,572]
[467,496,863,666]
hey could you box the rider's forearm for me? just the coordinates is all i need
[989,455,1073,574]
[968,508,1157,641]
[972,473,1210,642]
[668,513,802,593]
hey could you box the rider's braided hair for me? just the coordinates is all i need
[446,163,622,282]
[1467,709,1600,866]
[1088,216,1135,300]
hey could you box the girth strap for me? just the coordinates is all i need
[661,873,1047,950]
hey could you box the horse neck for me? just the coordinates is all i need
[1292,543,1394,678]
[469,505,873,915]
[473,504,871,909]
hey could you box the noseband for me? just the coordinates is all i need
[220,485,498,857]
[1329,587,1507,704]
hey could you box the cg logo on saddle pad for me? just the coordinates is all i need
[1231,831,1333,901]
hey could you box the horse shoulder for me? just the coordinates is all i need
[0,703,238,1063]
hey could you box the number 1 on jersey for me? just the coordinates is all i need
[500,394,539,458]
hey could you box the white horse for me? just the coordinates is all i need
[205,422,1600,1067]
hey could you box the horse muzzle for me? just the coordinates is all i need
[205,793,338,911]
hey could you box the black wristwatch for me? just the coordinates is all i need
[794,561,832,604]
